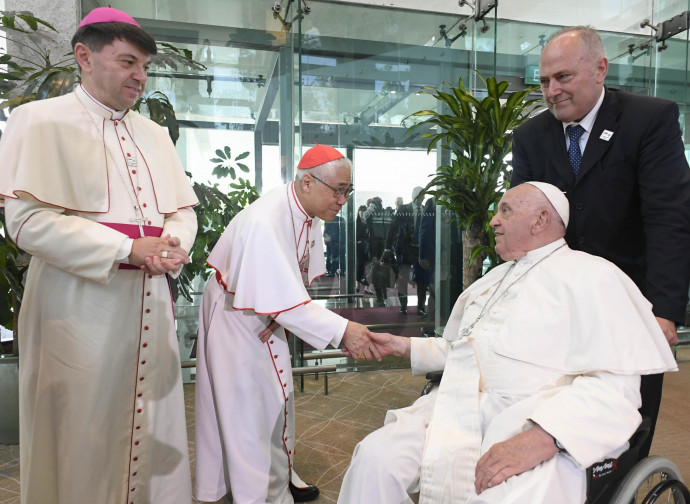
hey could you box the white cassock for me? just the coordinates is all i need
[339,239,677,504]
[0,85,198,504]
[195,182,349,503]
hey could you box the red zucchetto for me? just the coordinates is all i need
[297,144,344,169]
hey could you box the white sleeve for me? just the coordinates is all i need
[275,301,348,351]
[5,196,130,285]
[529,372,642,468]
[410,337,450,376]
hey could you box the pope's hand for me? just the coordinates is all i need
[341,322,381,361]
[474,424,558,494]
[368,332,410,359]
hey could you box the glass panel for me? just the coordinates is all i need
[71,0,690,373]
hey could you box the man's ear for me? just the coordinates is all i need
[300,173,313,193]
[533,209,550,233]
[74,43,92,73]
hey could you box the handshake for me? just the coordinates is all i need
[340,322,411,361]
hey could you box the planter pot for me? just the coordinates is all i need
[0,354,19,444]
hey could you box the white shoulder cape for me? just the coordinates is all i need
[444,245,677,375]
[0,91,197,213]
[206,184,326,314]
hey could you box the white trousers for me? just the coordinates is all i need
[338,389,586,504]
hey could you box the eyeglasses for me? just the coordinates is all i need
[311,174,355,199]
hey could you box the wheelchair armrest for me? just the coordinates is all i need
[425,370,443,383]
[421,370,444,396]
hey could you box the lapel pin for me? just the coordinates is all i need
[599,130,614,141]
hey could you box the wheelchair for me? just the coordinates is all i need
[421,371,690,504]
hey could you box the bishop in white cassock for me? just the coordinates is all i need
[338,182,677,504]
[195,145,380,503]
[0,8,198,504]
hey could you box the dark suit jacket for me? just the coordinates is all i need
[386,202,419,265]
[511,87,690,323]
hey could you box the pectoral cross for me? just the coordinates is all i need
[130,206,148,238]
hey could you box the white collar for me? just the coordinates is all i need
[288,182,312,222]
[76,84,129,121]
[515,238,567,265]
[562,87,605,135]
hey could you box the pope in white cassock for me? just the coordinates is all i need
[195,144,380,504]
[0,8,198,504]
[338,182,678,504]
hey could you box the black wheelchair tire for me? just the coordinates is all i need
[610,455,685,504]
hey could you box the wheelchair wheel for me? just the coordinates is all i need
[610,456,686,504]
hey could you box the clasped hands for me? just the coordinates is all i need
[129,234,190,275]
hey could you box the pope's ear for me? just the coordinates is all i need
[533,209,550,232]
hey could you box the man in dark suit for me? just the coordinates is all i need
[511,25,690,457]
[384,187,425,315]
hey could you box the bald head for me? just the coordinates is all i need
[490,184,566,261]
[539,25,608,124]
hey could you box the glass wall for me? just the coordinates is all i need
[80,0,690,374]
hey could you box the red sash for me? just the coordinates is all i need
[100,222,164,270]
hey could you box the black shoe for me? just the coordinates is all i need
[399,307,408,314]
[417,309,427,318]
[290,482,320,502]
[360,277,370,286]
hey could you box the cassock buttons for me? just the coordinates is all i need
[143,343,148,348]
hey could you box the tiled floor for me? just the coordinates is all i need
[2,356,690,503]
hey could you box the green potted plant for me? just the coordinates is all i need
[174,146,259,302]
[406,73,539,288]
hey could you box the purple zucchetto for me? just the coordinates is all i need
[79,7,140,28]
